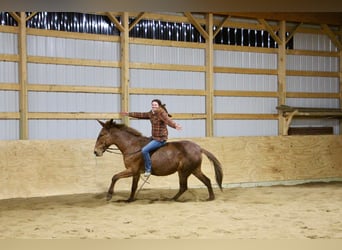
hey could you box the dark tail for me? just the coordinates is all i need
[201,148,223,191]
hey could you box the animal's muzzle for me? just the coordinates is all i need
[93,149,103,157]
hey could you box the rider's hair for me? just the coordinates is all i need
[152,99,172,117]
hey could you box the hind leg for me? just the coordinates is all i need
[192,168,215,201]
[172,171,190,201]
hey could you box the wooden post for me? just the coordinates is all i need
[205,13,214,137]
[339,25,342,135]
[18,12,28,139]
[277,20,287,135]
[121,12,130,125]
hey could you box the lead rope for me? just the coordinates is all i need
[135,175,151,198]
[99,147,150,199]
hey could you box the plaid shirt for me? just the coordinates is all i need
[129,108,176,141]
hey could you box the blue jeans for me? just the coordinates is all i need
[141,139,166,173]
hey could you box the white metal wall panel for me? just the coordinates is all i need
[215,73,277,91]
[0,62,18,83]
[0,32,18,54]
[0,90,19,112]
[285,98,339,109]
[214,96,278,114]
[287,55,338,72]
[214,120,278,136]
[128,43,206,138]
[130,69,205,90]
[214,50,277,69]
[287,76,339,93]
[130,44,205,65]
[130,119,205,138]
[130,94,205,113]
[0,120,19,140]
[27,63,120,87]
[293,33,338,52]
[0,32,19,140]
[28,92,120,112]
[129,95,206,138]
[29,120,101,139]
[27,35,120,61]
[286,32,340,135]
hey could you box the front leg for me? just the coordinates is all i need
[107,168,134,201]
[126,174,140,202]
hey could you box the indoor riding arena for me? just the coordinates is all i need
[0,11,342,239]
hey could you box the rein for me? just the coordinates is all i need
[106,147,141,156]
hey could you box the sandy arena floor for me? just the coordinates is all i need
[0,182,341,239]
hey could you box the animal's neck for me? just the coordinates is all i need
[109,129,142,154]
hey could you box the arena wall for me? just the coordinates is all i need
[1,135,341,200]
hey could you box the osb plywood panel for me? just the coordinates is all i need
[1,135,341,199]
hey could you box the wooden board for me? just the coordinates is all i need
[1,135,341,200]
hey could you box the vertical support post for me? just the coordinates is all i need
[205,13,214,137]
[339,25,342,134]
[121,12,130,125]
[277,20,287,135]
[18,12,28,139]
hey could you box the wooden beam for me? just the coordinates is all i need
[214,90,278,98]
[205,13,214,136]
[121,12,130,125]
[106,12,124,32]
[213,15,231,38]
[258,18,282,45]
[9,12,20,23]
[26,12,37,21]
[321,24,342,50]
[286,22,302,44]
[28,84,121,94]
[130,88,206,96]
[28,112,120,120]
[18,12,28,140]
[277,20,286,135]
[339,25,342,135]
[129,12,145,31]
[218,12,342,26]
[130,62,205,72]
[286,70,339,78]
[214,114,278,120]
[184,12,209,40]
[28,56,120,68]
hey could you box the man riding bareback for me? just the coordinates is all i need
[120,99,182,177]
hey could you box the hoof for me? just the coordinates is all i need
[106,193,113,201]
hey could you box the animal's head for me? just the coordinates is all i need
[93,119,115,157]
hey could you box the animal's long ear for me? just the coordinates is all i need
[97,119,105,127]
[109,119,114,124]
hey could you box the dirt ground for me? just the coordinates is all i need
[0,182,341,239]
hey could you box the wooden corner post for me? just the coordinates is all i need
[18,12,28,139]
[277,20,287,135]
